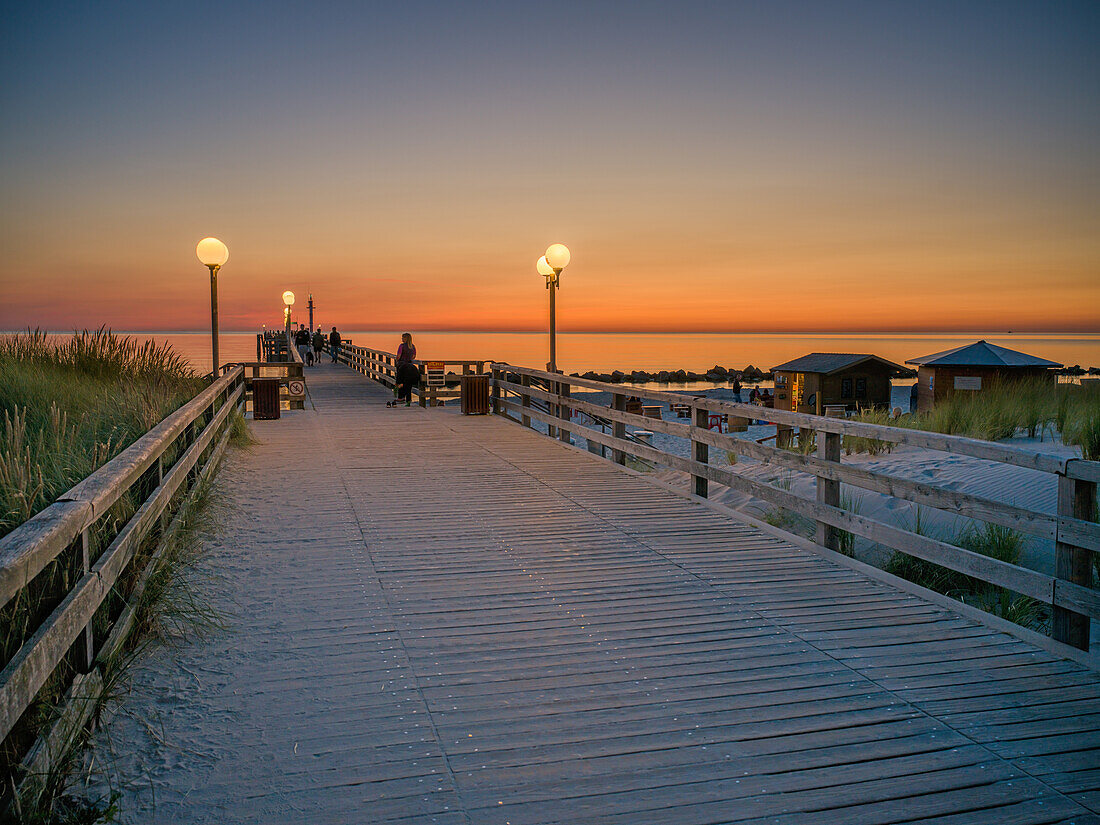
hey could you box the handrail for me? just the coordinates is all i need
[0,367,244,605]
[223,360,306,410]
[287,329,304,365]
[491,363,1100,651]
[498,364,1072,474]
[0,366,246,756]
[328,342,486,406]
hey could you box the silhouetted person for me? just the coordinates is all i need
[329,326,342,362]
[391,332,418,407]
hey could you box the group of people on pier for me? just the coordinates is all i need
[293,325,343,366]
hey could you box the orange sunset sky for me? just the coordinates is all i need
[1,2,1097,334]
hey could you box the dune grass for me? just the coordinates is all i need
[0,329,203,537]
[885,516,1050,631]
[0,330,214,821]
[844,379,1100,453]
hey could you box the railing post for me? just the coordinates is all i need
[612,393,626,466]
[559,382,571,444]
[157,454,168,537]
[692,406,708,498]
[816,430,841,551]
[521,374,531,428]
[491,366,501,414]
[547,374,558,439]
[1053,474,1096,650]
[776,424,794,450]
[77,529,94,673]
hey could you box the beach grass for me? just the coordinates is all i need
[885,519,1052,631]
[844,378,1100,453]
[0,330,211,818]
[0,329,202,537]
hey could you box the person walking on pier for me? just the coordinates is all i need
[312,327,325,364]
[390,332,418,407]
[295,326,313,366]
[329,326,342,363]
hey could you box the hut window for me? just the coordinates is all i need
[855,378,867,398]
[841,378,853,399]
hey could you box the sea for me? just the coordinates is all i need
[123,331,1100,380]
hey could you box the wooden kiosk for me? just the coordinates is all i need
[771,353,907,416]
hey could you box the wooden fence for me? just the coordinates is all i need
[222,361,305,410]
[330,343,485,407]
[0,366,246,808]
[491,364,1100,652]
[225,329,306,410]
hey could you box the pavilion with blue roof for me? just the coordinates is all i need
[905,340,1062,412]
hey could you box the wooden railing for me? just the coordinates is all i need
[491,364,1100,651]
[0,367,246,805]
[330,343,485,407]
[221,360,305,410]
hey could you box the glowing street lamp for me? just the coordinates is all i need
[196,237,229,376]
[283,290,295,334]
[537,244,569,373]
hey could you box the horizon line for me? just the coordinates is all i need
[8,327,1100,337]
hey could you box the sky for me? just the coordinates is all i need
[1,1,1097,333]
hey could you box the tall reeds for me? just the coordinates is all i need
[0,331,215,819]
[0,329,202,537]
[845,378,1100,453]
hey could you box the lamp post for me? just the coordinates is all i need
[283,290,295,336]
[538,243,570,373]
[538,244,570,439]
[196,237,229,376]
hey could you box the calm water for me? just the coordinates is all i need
[142,331,1100,375]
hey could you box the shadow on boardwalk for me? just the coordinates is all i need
[89,363,1100,824]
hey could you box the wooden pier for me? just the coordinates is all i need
[84,364,1100,824]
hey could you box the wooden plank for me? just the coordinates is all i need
[1053,475,1097,649]
[816,429,841,550]
[0,500,91,610]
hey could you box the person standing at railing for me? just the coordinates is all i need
[390,332,418,408]
[329,326,342,363]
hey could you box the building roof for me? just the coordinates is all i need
[771,352,907,375]
[905,340,1062,368]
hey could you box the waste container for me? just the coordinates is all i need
[460,374,490,415]
[252,378,281,420]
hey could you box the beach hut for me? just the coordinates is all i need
[905,340,1061,412]
[770,353,906,415]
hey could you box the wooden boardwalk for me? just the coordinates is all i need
[97,364,1100,824]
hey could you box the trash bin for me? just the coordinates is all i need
[460,374,490,415]
[252,378,281,420]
